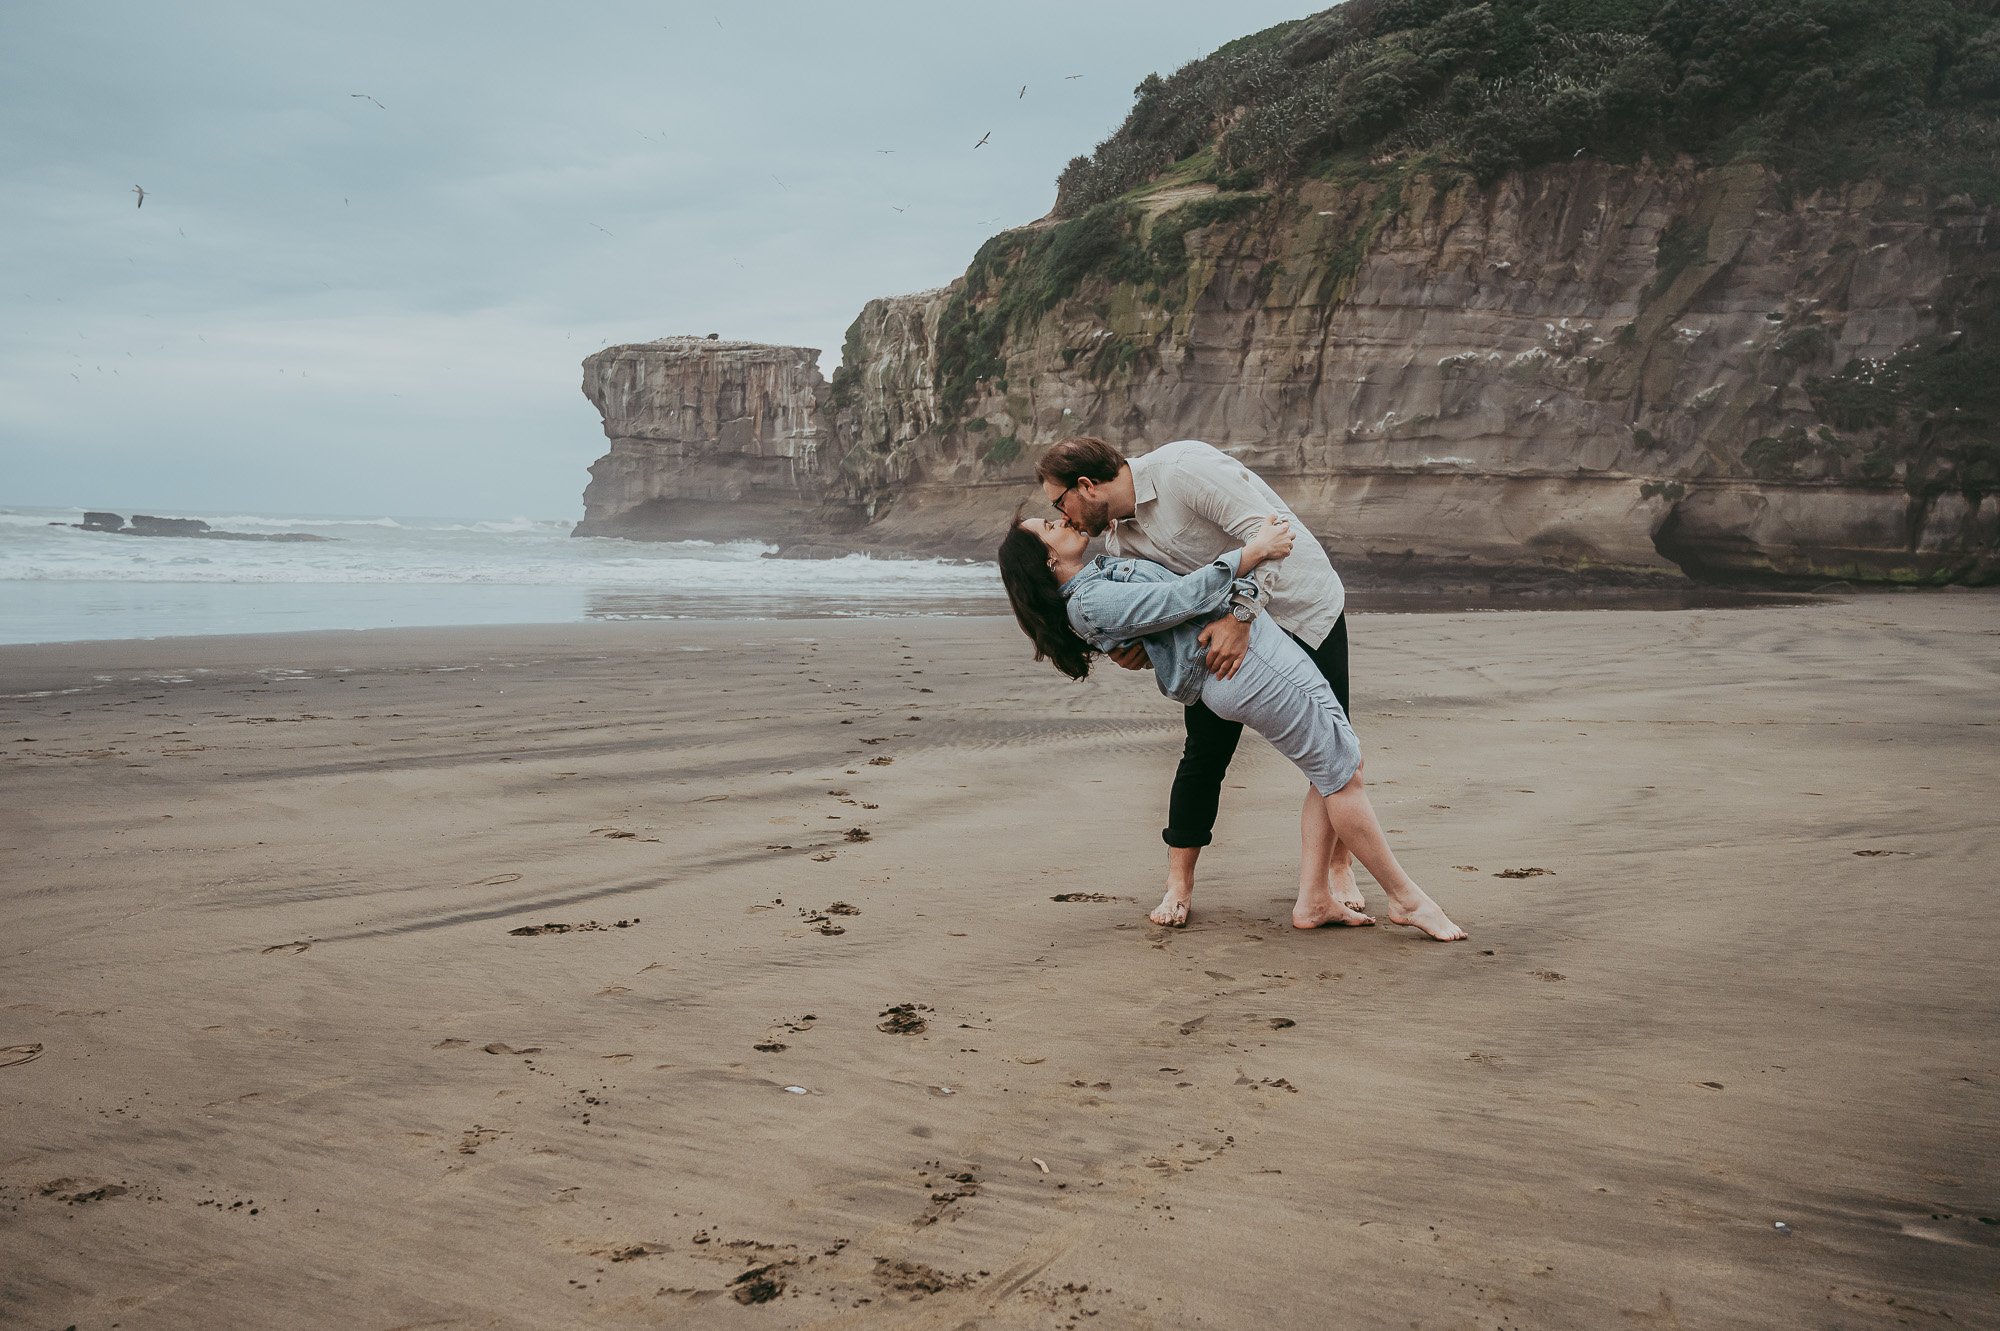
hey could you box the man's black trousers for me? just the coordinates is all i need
[1162,613,1350,849]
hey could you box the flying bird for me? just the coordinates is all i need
[973,131,991,149]
[131,185,146,208]
[350,93,385,109]
[891,205,906,212]
[772,175,789,190]
[589,222,614,236]
[1065,74,1084,80]
[1018,85,1027,98]
[875,149,894,154]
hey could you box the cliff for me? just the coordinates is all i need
[576,2,2000,584]
[574,338,828,541]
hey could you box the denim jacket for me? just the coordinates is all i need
[1061,549,1264,704]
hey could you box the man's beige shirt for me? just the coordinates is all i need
[1104,439,1344,648]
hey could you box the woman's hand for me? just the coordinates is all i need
[1240,514,1295,572]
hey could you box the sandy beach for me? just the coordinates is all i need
[2,595,1996,1328]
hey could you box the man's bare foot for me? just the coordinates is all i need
[1383,890,1467,941]
[1150,887,1192,928]
[1292,890,1375,929]
[1328,860,1365,912]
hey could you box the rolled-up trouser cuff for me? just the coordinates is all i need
[1162,827,1214,849]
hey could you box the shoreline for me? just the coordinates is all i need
[0,578,1847,652]
[4,597,1995,1326]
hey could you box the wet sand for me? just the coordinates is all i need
[2,596,1996,1327]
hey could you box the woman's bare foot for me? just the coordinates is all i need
[1292,887,1374,929]
[1150,887,1192,928]
[1383,889,1467,941]
[1329,860,1366,912]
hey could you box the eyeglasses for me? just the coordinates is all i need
[1050,484,1075,517]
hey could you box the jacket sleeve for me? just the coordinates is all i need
[1070,551,1246,642]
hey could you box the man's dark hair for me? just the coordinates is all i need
[1035,436,1124,490]
[997,519,1095,681]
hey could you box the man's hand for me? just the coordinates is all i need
[1107,643,1151,671]
[1198,614,1251,679]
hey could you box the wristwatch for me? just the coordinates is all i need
[1229,600,1257,623]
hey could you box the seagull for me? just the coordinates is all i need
[131,185,146,208]
[589,222,613,236]
[974,131,991,149]
[1018,85,1027,98]
[1065,74,1083,80]
[1573,147,1586,157]
[875,149,894,154]
[350,93,385,109]
[772,175,789,190]
[891,205,905,212]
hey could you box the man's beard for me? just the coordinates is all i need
[1076,495,1114,536]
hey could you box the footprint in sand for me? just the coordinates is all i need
[261,941,311,955]
[1051,892,1115,903]
[798,909,845,936]
[457,1126,506,1155]
[878,1003,932,1035]
[1532,969,1565,982]
[1,1044,44,1068]
[468,873,522,887]
[1494,867,1553,879]
[507,919,640,936]
[596,1242,668,1262]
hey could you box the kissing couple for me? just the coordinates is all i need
[999,437,1465,941]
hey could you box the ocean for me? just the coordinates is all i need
[0,506,1008,646]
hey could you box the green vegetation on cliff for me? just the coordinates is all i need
[932,192,1269,418]
[1055,0,2000,211]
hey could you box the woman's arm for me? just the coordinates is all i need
[1069,551,1249,644]
[1236,515,1295,575]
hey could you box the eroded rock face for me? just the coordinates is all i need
[574,338,829,542]
[575,162,1996,582]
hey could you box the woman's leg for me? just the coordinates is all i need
[1295,619,1364,912]
[1318,765,1466,941]
[1294,786,1373,928]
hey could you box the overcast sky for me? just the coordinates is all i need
[2,0,1315,520]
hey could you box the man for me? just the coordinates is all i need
[1037,436,1370,930]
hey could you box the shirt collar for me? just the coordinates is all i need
[1127,453,1160,511]
[1058,556,1109,597]
[1111,455,1159,545]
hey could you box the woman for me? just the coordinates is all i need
[999,513,1465,941]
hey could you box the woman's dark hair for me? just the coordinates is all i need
[998,519,1095,681]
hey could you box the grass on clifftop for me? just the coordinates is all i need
[931,192,1270,419]
[1054,0,2000,213]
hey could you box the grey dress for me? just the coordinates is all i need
[1061,552,1362,796]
